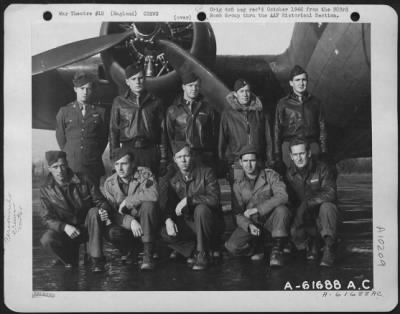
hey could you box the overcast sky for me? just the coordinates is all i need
[32,22,295,162]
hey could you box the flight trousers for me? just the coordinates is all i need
[225,205,291,256]
[161,204,223,257]
[106,201,160,253]
[40,207,104,265]
[291,202,339,249]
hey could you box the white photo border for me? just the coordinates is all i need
[4,3,398,312]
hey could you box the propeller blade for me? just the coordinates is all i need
[158,39,231,112]
[32,30,134,75]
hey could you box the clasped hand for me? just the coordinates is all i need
[64,224,80,239]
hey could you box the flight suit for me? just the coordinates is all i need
[56,101,108,186]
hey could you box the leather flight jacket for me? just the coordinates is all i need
[285,158,337,208]
[166,94,218,153]
[40,169,111,233]
[274,92,327,159]
[165,167,221,219]
[109,90,167,159]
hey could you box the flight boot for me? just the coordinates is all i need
[306,236,320,261]
[140,242,155,270]
[92,256,106,273]
[192,251,209,271]
[320,236,336,267]
[269,237,285,267]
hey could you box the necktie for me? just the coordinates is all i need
[81,105,86,117]
[186,100,193,113]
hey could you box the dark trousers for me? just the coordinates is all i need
[291,202,339,249]
[225,205,291,256]
[161,204,221,257]
[105,225,135,255]
[108,201,160,253]
[122,143,160,177]
[40,207,104,264]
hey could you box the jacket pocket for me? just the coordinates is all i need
[119,108,134,129]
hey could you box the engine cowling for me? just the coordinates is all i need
[99,22,217,96]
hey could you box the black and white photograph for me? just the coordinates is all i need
[4,4,398,312]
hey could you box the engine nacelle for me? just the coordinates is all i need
[99,22,217,96]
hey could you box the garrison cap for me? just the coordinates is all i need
[181,72,200,85]
[233,78,250,92]
[112,146,135,163]
[45,151,67,166]
[238,144,259,158]
[172,141,191,156]
[289,65,307,80]
[72,71,95,87]
[125,63,143,79]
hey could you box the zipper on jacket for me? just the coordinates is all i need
[184,175,191,208]
[136,95,150,134]
[246,112,251,144]
[191,112,195,146]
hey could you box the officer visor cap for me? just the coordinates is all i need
[72,71,95,87]
[45,151,67,166]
